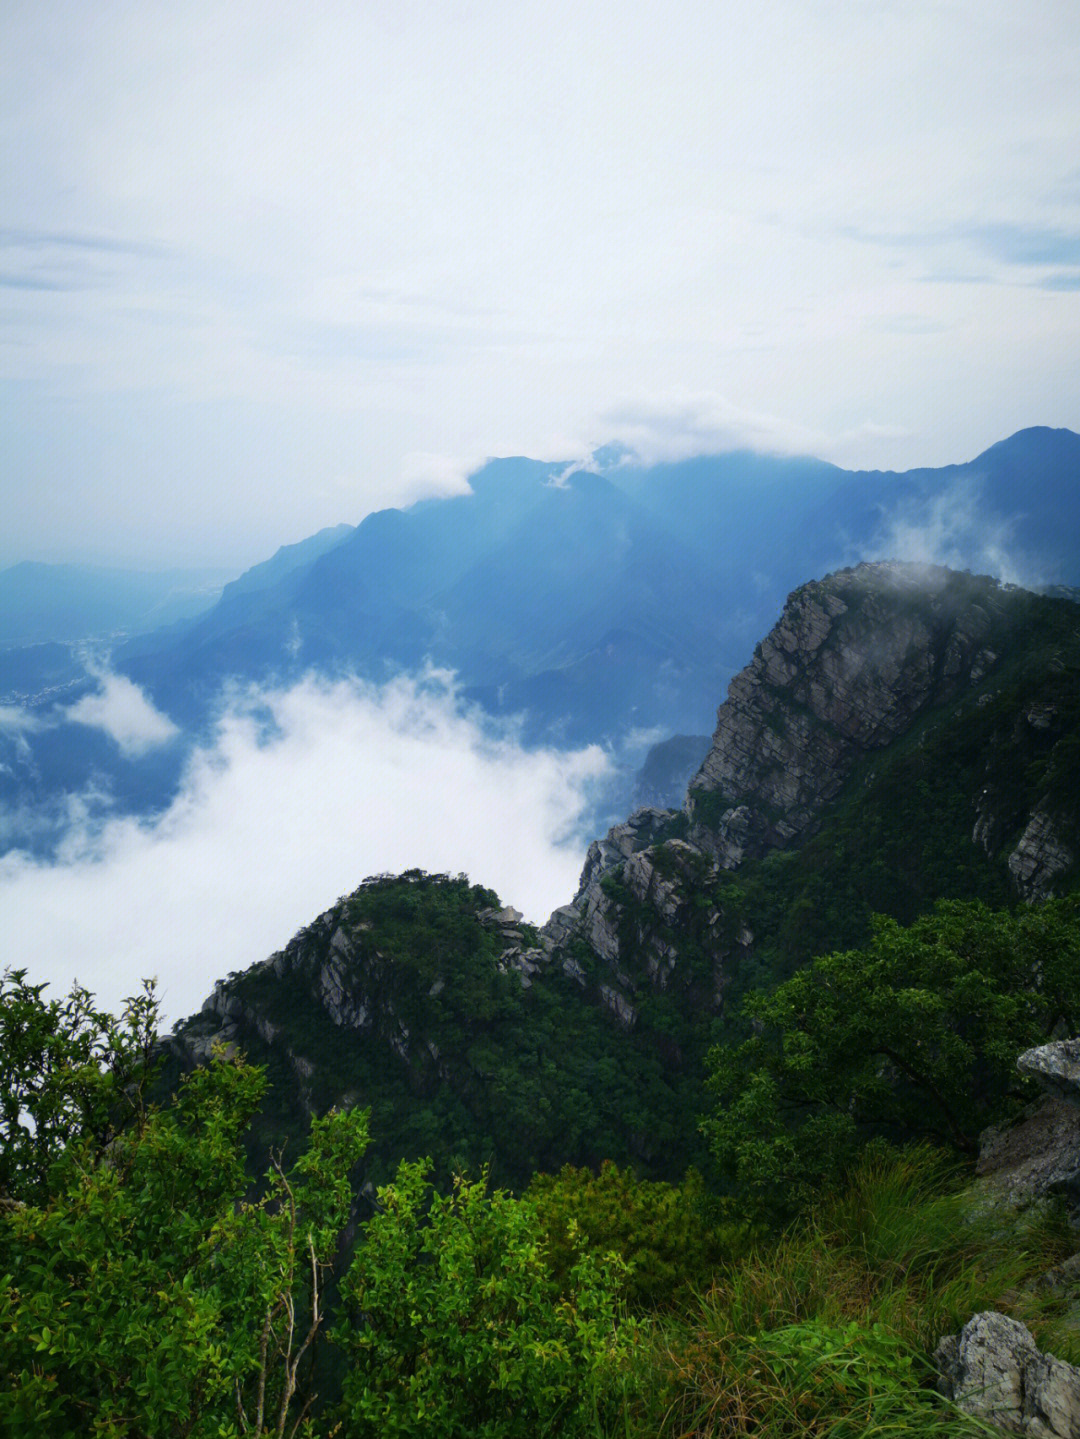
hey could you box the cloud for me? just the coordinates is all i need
[866,477,1034,587]
[595,394,821,464]
[63,667,179,757]
[0,671,608,1028]
[593,394,912,468]
[0,705,43,736]
[398,452,481,505]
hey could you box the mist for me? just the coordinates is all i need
[0,671,608,1028]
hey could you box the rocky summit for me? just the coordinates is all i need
[168,561,1080,1187]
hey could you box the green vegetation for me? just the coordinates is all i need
[704,897,1080,1220]
[7,882,1080,1435]
[646,1146,1077,1437]
[1,1034,368,1436]
[526,1162,739,1311]
[335,1163,635,1438]
[175,871,720,1190]
[0,979,633,1437]
[0,968,158,1206]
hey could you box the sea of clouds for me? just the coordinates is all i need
[0,669,609,1028]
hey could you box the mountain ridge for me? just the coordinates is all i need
[166,560,1080,1188]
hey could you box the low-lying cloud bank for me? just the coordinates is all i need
[0,671,608,1029]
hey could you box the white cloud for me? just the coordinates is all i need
[0,706,43,736]
[595,394,824,464]
[0,671,608,1028]
[397,451,482,504]
[63,666,179,757]
[866,478,1035,587]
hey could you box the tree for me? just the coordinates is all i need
[0,968,158,1206]
[702,898,1080,1221]
[526,1161,733,1310]
[333,1161,637,1438]
[0,973,370,1438]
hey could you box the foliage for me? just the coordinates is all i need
[649,1145,1073,1438]
[526,1161,741,1310]
[703,898,1080,1219]
[175,871,718,1191]
[334,1160,638,1438]
[0,968,158,1206]
[0,981,370,1439]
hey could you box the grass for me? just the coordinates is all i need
[621,1145,1078,1438]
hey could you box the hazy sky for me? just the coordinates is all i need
[2,0,1078,570]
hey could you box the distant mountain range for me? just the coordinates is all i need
[1,427,1078,858]
[0,562,233,650]
[114,427,1080,740]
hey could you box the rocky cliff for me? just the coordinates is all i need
[168,562,1080,1186]
[542,562,1079,1023]
[687,562,1011,864]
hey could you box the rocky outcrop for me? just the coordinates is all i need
[686,562,1012,866]
[1009,811,1075,901]
[543,817,751,1027]
[977,1039,1080,1215]
[1018,1040,1080,1108]
[935,1311,1080,1436]
[569,808,678,903]
[542,561,1044,1001]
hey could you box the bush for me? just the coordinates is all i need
[334,1161,638,1438]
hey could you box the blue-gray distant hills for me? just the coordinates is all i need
[119,426,1080,742]
[2,426,1078,857]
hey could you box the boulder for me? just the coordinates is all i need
[1019,1040,1080,1110]
[935,1311,1080,1436]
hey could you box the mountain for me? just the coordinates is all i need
[4,428,1079,860]
[166,562,1080,1188]
[120,428,1080,741]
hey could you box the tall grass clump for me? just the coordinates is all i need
[643,1144,1076,1438]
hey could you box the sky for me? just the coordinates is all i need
[2,0,1079,571]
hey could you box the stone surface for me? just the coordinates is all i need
[935,1311,1080,1436]
[1008,811,1075,901]
[1018,1040,1080,1110]
[976,1094,1080,1214]
[686,562,1012,867]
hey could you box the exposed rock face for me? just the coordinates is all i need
[543,561,1052,995]
[1018,1040,1080,1109]
[935,1311,1080,1436]
[1009,810,1075,901]
[570,808,678,903]
[543,817,751,1027]
[687,562,1011,866]
[976,1095,1080,1215]
[976,1039,1080,1216]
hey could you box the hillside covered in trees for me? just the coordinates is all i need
[4,560,1080,1436]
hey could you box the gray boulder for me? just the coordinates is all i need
[935,1311,1080,1436]
[1019,1041,1080,1110]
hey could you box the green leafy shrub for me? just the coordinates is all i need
[334,1161,638,1438]
[703,898,1080,1220]
[0,978,370,1439]
[527,1161,743,1310]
